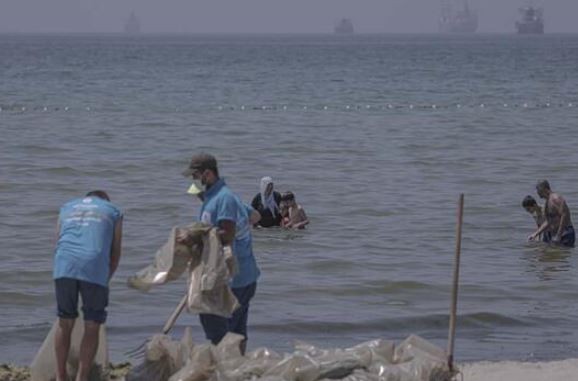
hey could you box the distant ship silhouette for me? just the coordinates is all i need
[516,6,544,34]
[334,18,354,34]
[124,12,141,34]
[438,0,478,34]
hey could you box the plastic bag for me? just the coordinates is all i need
[186,233,239,317]
[128,226,205,291]
[293,341,371,380]
[262,354,320,381]
[392,335,451,381]
[125,334,184,381]
[169,343,214,381]
[30,319,109,381]
[128,224,239,318]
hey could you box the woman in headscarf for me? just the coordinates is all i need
[251,176,282,227]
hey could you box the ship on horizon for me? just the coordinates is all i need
[124,12,141,34]
[438,0,478,34]
[516,6,544,34]
[334,18,354,34]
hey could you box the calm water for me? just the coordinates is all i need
[1,34,578,365]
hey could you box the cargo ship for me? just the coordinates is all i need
[438,0,478,34]
[334,18,354,34]
[124,12,141,34]
[516,7,544,34]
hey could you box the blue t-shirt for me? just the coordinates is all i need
[53,197,122,287]
[200,179,260,288]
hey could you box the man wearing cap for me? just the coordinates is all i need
[529,180,575,247]
[182,154,260,353]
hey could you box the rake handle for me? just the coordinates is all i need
[162,293,188,334]
[447,194,464,372]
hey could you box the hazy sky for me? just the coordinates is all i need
[1,0,577,34]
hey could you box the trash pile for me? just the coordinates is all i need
[126,330,453,381]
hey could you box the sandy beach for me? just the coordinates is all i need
[3,359,578,381]
[460,358,578,381]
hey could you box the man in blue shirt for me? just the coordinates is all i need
[53,190,123,381]
[181,153,260,354]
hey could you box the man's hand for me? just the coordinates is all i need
[552,235,561,244]
[528,233,538,241]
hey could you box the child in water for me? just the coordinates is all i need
[522,195,550,242]
[280,191,309,229]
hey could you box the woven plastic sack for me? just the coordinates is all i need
[30,319,109,381]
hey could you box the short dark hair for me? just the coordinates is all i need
[86,190,110,201]
[522,195,537,208]
[281,191,295,202]
[536,180,551,191]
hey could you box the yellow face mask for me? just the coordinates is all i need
[187,182,203,195]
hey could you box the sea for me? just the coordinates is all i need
[1,34,578,366]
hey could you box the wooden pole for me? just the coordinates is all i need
[447,194,464,372]
[162,293,188,334]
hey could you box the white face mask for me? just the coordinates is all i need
[192,178,205,192]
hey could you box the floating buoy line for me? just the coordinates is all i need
[0,102,576,114]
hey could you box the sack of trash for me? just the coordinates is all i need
[128,223,239,317]
[126,331,453,381]
[30,319,109,381]
[126,328,194,381]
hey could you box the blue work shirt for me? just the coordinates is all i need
[200,179,260,288]
[53,197,122,287]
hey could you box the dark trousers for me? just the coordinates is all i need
[199,282,257,345]
[559,226,575,247]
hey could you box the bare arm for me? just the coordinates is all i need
[292,207,309,229]
[218,219,236,246]
[529,219,549,241]
[249,210,261,226]
[109,217,123,280]
[555,199,571,240]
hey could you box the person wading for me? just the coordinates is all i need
[251,176,282,227]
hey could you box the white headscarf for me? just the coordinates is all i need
[260,176,279,217]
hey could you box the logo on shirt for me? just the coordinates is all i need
[201,211,212,224]
[82,198,93,204]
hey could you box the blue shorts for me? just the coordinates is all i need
[199,282,257,345]
[55,278,109,323]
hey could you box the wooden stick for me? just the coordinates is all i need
[447,194,464,372]
[162,293,188,334]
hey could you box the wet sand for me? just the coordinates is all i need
[0,363,130,381]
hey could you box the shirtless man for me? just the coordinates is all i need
[528,180,575,247]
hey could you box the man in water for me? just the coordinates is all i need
[528,180,575,247]
[53,190,123,381]
[181,153,260,354]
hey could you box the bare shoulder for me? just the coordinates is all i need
[552,193,567,205]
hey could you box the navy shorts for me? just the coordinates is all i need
[55,278,109,323]
[199,282,257,345]
[560,226,575,247]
